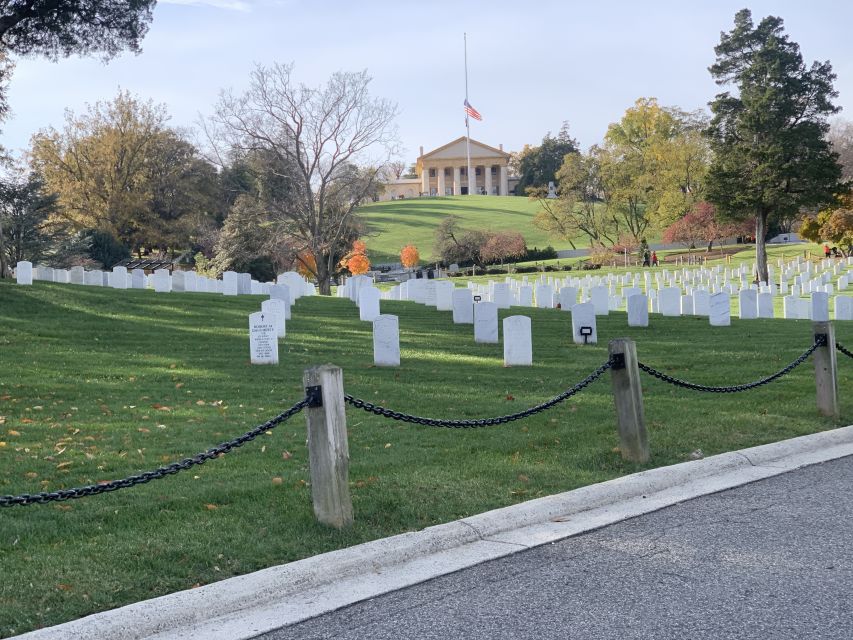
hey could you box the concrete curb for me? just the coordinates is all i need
[15,425,853,640]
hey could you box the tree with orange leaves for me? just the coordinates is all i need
[342,240,370,275]
[295,252,317,279]
[400,244,419,269]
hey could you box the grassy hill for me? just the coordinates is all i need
[1,282,850,635]
[357,195,586,264]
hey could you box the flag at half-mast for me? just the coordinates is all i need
[464,99,482,121]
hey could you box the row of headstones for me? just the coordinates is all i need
[13,261,315,299]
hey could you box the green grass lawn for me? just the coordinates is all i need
[357,195,588,263]
[0,281,851,637]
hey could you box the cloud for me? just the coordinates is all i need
[159,0,252,11]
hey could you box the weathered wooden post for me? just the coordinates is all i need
[303,365,353,528]
[812,321,839,418]
[609,338,650,463]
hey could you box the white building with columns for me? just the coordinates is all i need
[379,137,514,201]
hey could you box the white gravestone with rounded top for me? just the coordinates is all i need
[492,283,511,309]
[757,292,774,318]
[261,299,286,338]
[518,285,534,307]
[452,289,474,324]
[589,286,609,315]
[269,284,292,319]
[474,301,499,343]
[111,266,128,289]
[131,269,146,289]
[223,271,239,296]
[559,286,578,311]
[373,315,400,366]
[16,261,32,285]
[659,287,681,316]
[627,294,649,327]
[237,273,252,295]
[535,285,554,309]
[153,269,171,293]
[435,281,454,311]
[359,286,381,322]
[835,296,852,321]
[249,312,279,365]
[783,295,799,319]
[811,292,829,322]
[571,302,598,344]
[503,316,532,366]
[69,266,85,285]
[738,289,758,319]
[709,292,731,326]
[692,289,710,316]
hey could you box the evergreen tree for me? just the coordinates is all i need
[705,9,843,282]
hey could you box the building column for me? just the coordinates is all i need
[500,164,508,196]
[453,166,462,195]
[484,165,492,196]
[437,167,446,196]
[421,165,430,196]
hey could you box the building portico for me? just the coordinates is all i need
[417,137,511,197]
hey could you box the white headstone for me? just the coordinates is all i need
[435,281,455,311]
[738,289,758,319]
[589,286,609,315]
[153,269,171,293]
[692,289,711,316]
[261,299,286,338]
[69,266,85,285]
[373,315,400,366]
[131,269,146,289]
[559,286,578,311]
[222,271,239,296]
[359,286,381,321]
[811,292,829,322]
[237,273,252,295]
[452,289,474,324]
[269,284,293,319]
[627,295,649,327]
[680,295,694,316]
[503,316,532,366]
[757,292,774,318]
[659,287,681,316]
[249,311,279,365]
[797,298,812,320]
[709,292,731,326]
[109,266,128,289]
[835,296,852,321]
[492,283,511,309]
[783,295,799,319]
[571,302,597,344]
[171,270,185,292]
[15,261,32,285]
[474,301,499,343]
[518,285,534,307]
[535,285,554,309]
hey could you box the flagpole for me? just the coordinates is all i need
[464,32,473,196]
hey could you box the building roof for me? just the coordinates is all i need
[418,136,510,162]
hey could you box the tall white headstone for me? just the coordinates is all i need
[534,285,554,309]
[738,289,758,319]
[435,281,455,311]
[811,292,829,322]
[709,292,731,326]
[110,266,128,289]
[518,285,534,307]
[835,296,852,321]
[571,302,598,344]
[223,271,239,296]
[359,286,381,321]
[269,284,292,319]
[69,266,85,285]
[452,289,474,324]
[131,269,146,289]
[153,269,171,293]
[559,286,578,311]
[15,261,32,285]
[692,289,711,316]
[589,286,609,315]
[783,295,799,319]
[627,295,649,327]
[757,292,774,318]
[659,287,681,316]
[261,299,286,338]
[237,273,252,295]
[503,316,532,366]
[373,315,400,366]
[171,270,185,292]
[492,283,511,309]
[249,311,279,365]
[474,301,499,343]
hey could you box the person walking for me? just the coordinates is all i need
[651,251,659,266]
[823,244,831,258]
[642,250,650,267]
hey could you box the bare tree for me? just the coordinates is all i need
[204,63,399,294]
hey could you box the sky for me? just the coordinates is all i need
[5,0,853,164]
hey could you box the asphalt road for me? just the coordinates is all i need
[256,456,853,640]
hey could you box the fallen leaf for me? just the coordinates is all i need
[384,443,392,449]
[152,404,171,412]
[175,383,184,389]
[506,394,515,401]
[56,584,72,591]
[25,472,38,479]
[138,428,150,433]
[169,364,177,369]
[271,477,283,485]
[204,503,218,510]
[195,400,205,406]
[20,418,34,424]
[517,474,529,483]
[99,404,112,416]
[282,451,292,460]
[0,442,7,447]
[56,462,72,470]
[8,429,21,436]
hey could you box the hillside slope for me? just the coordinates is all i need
[356,195,585,263]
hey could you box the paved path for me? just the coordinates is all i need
[257,456,853,640]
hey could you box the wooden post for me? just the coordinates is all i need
[812,321,839,418]
[303,365,353,528]
[609,339,650,462]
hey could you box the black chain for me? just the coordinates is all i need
[837,341,853,360]
[636,338,825,393]
[344,360,613,428]
[0,399,309,507]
